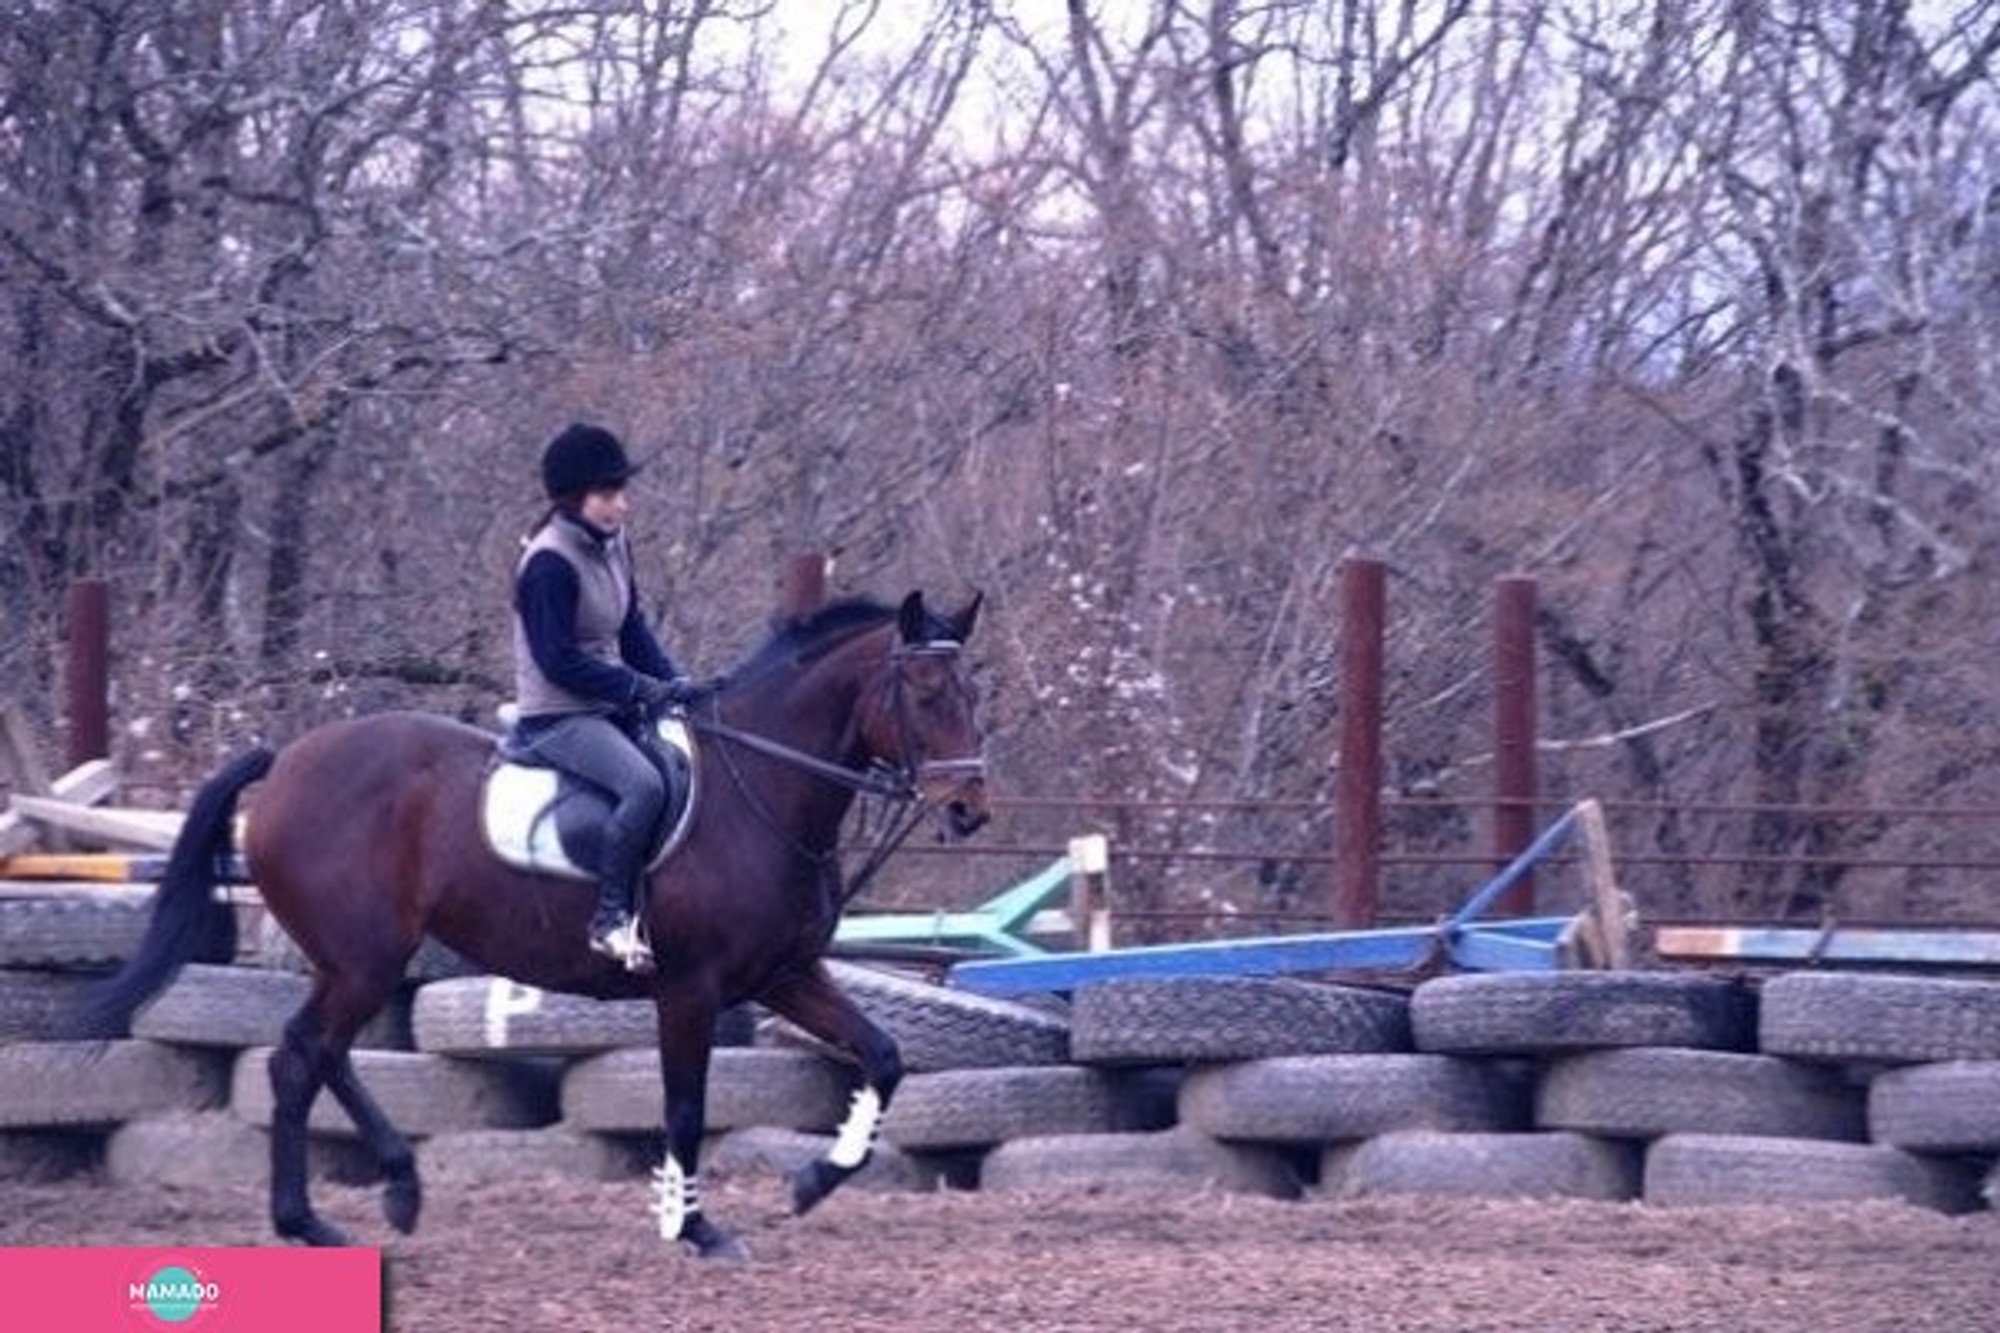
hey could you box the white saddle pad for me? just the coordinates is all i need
[480,715,698,880]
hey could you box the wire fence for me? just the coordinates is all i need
[857,793,2000,937]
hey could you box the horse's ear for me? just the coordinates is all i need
[900,589,980,644]
[898,591,929,644]
[948,591,983,642]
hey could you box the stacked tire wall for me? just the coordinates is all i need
[4,896,2000,1214]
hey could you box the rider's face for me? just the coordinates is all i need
[580,485,629,531]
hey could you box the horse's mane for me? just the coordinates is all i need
[733,596,899,679]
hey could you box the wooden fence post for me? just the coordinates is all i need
[1067,833,1112,952]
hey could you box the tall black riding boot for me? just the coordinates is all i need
[588,812,654,972]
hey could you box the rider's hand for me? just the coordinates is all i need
[635,674,695,711]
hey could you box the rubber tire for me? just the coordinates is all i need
[786,962,1069,1071]
[1324,1130,1641,1202]
[412,976,657,1056]
[560,1046,852,1133]
[1868,1060,2000,1152]
[0,897,152,967]
[1178,1054,1530,1144]
[0,969,100,1042]
[1760,971,2000,1065]
[979,1126,1301,1199]
[132,963,408,1050]
[1536,1048,1865,1141]
[228,1046,558,1138]
[1645,1132,1983,1213]
[1069,977,1411,1066]
[0,1129,103,1183]
[0,1039,228,1128]
[1411,971,1755,1055]
[414,977,760,1055]
[884,1066,1171,1150]
[257,913,477,982]
[105,1111,271,1188]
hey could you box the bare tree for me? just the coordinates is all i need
[5,0,1998,935]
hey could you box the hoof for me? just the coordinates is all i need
[680,1214,749,1262]
[383,1172,423,1235]
[277,1213,354,1248]
[789,1159,847,1217]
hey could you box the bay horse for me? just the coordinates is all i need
[81,591,988,1258]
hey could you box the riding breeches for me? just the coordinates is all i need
[514,713,666,891]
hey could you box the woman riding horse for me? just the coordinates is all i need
[81,590,989,1259]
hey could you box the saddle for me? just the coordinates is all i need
[479,712,700,881]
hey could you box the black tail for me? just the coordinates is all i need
[76,746,277,1037]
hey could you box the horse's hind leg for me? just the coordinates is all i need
[269,1006,351,1246]
[324,1052,421,1234]
[757,963,903,1218]
[269,972,414,1245]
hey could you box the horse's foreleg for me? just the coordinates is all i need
[268,1010,351,1247]
[652,1000,746,1260]
[758,964,903,1218]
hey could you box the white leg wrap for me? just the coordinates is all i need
[650,1154,699,1240]
[828,1085,883,1170]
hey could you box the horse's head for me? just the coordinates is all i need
[862,591,990,839]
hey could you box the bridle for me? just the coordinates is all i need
[687,634,984,903]
[880,638,988,791]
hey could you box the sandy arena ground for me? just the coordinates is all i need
[6,1171,1999,1331]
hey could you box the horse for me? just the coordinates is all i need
[80,590,989,1259]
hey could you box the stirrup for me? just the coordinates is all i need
[590,915,654,973]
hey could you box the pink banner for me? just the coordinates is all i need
[0,1246,380,1331]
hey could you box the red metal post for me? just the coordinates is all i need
[64,578,110,766]
[1493,575,1538,914]
[1334,558,1384,926]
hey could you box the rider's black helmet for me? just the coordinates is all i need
[541,423,639,500]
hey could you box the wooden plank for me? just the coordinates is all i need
[836,855,1078,958]
[950,928,1432,994]
[947,916,1579,995]
[0,852,155,882]
[52,759,121,805]
[1450,927,1560,972]
[836,909,1045,957]
[1654,924,2000,969]
[1573,798,1633,969]
[0,879,153,903]
[0,758,120,856]
[0,701,55,856]
[5,795,182,851]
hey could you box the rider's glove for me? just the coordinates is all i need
[635,674,697,711]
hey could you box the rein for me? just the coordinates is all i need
[690,716,917,802]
